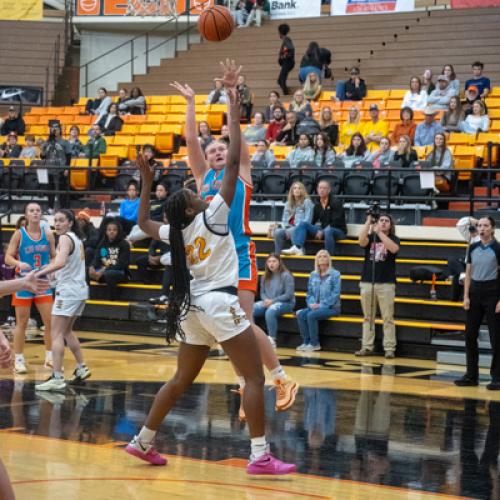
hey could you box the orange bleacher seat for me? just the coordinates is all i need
[77,97,88,106]
[366,90,389,100]
[341,101,362,110]
[69,158,90,191]
[362,99,386,111]
[139,124,161,134]
[385,101,402,110]
[99,155,120,177]
[159,124,183,135]
[489,109,500,119]
[155,133,175,154]
[122,115,147,124]
[318,99,340,111]
[28,125,47,136]
[389,89,406,99]
[490,121,500,132]
[134,134,156,146]
[486,98,500,108]
[454,145,478,180]
[24,116,39,125]
[28,107,47,115]
[59,116,76,125]
[209,104,227,114]
[207,113,224,132]
[106,145,129,158]
[387,110,402,120]
[447,133,473,146]
[120,124,140,135]
[489,87,500,97]
[73,115,93,125]
[476,133,500,163]
[145,114,166,124]
[114,135,133,146]
[60,107,76,115]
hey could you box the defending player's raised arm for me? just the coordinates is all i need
[137,152,162,240]
[170,82,208,186]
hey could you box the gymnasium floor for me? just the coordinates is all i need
[1,331,499,499]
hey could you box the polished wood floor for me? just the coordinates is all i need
[1,331,499,499]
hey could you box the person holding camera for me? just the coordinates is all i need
[355,211,400,359]
[454,216,500,390]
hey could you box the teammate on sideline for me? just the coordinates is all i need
[125,87,296,475]
[34,209,91,392]
[0,271,50,500]
[171,61,298,418]
[5,202,55,373]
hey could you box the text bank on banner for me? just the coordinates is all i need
[270,0,321,19]
[331,0,414,15]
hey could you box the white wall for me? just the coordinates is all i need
[79,30,200,97]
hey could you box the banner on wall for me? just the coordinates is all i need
[451,0,500,7]
[269,0,321,19]
[331,0,414,15]
[0,0,42,20]
[76,0,213,17]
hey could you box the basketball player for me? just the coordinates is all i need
[125,88,296,475]
[171,60,298,417]
[5,203,55,374]
[0,271,50,500]
[34,209,91,392]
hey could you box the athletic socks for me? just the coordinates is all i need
[250,436,267,461]
[238,376,246,390]
[53,371,64,380]
[45,351,53,362]
[77,363,86,369]
[270,365,286,382]
[138,426,157,445]
[15,354,24,364]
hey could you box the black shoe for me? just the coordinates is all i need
[454,375,479,387]
[487,381,500,391]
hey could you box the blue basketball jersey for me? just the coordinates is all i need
[18,226,51,275]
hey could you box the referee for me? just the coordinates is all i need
[455,217,500,390]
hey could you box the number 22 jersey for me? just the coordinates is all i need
[158,194,238,296]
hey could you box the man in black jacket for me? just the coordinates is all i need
[1,106,25,136]
[277,23,295,96]
[283,180,347,256]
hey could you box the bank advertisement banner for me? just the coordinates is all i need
[451,0,500,7]
[270,0,321,19]
[331,0,414,14]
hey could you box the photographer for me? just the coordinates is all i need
[455,217,500,390]
[41,122,70,211]
[355,210,400,359]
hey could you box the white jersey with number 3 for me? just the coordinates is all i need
[55,231,89,300]
[158,193,238,296]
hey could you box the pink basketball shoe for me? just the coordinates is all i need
[246,452,296,475]
[125,436,167,466]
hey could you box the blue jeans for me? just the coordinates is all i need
[292,222,346,256]
[253,301,294,339]
[274,227,295,254]
[296,306,338,346]
[335,80,346,101]
[299,66,322,84]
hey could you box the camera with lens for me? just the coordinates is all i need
[366,202,380,222]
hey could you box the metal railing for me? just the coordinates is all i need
[80,1,202,97]
[44,34,63,106]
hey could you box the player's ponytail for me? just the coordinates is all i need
[164,190,192,344]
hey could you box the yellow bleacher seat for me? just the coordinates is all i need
[414,146,427,159]
[195,104,210,113]
[489,109,500,119]
[105,136,116,146]
[59,116,76,125]
[319,91,336,100]
[155,133,175,154]
[149,96,169,105]
[106,145,129,158]
[159,124,183,135]
[195,95,209,104]
[365,90,389,100]
[447,133,473,146]
[148,104,170,114]
[207,112,224,131]
[69,158,90,191]
[61,107,76,115]
[134,134,156,146]
[145,114,166,124]
[164,114,185,124]
[490,121,500,132]
[454,145,478,180]
[24,116,39,125]
[271,145,293,159]
[168,96,188,105]
[169,104,187,114]
[122,115,147,124]
[362,99,386,110]
[209,104,227,113]
[486,98,500,109]
[120,124,140,135]
[77,97,88,106]
[387,110,402,120]
[99,155,120,177]
[139,124,161,134]
[113,135,133,146]
[28,125,48,136]
[73,115,93,125]
[28,107,47,115]
[385,100,402,110]
[474,132,500,144]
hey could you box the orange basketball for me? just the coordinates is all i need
[197,5,235,42]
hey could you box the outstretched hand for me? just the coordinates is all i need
[136,150,155,185]
[217,59,242,89]
[23,271,50,295]
[170,81,195,102]
[226,87,240,107]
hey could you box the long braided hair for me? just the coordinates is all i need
[164,189,192,343]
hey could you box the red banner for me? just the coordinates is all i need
[451,0,500,7]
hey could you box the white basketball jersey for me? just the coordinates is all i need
[159,193,239,296]
[55,232,89,300]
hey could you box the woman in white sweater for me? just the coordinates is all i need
[402,76,427,112]
[461,101,490,134]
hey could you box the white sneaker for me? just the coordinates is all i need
[296,344,308,351]
[14,359,27,374]
[282,245,304,256]
[310,344,322,351]
[35,376,67,392]
[69,365,91,384]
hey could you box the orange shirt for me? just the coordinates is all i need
[391,121,416,145]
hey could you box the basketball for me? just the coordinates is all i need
[197,5,234,42]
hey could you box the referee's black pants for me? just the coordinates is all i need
[465,280,500,381]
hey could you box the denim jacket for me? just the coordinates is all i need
[281,198,314,228]
[306,269,341,312]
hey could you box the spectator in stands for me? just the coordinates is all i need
[0,132,22,158]
[87,88,112,123]
[284,180,347,257]
[464,61,491,99]
[251,139,275,168]
[393,135,417,168]
[461,100,490,134]
[356,213,399,358]
[89,220,130,301]
[462,85,485,117]
[341,132,369,169]
[253,254,295,347]
[339,107,362,147]
[81,124,106,160]
[421,69,435,95]
[265,106,286,142]
[314,133,336,167]
[427,75,455,111]
[263,90,282,122]
[243,0,270,27]
[219,124,230,146]
[19,135,38,159]
[277,24,295,96]
[442,64,460,96]
[97,103,124,136]
[401,76,427,112]
[118,87,146,115]
[67,125,84,157]
[441,96,464,133]
[414,108,443,147]
[319,107,339,146]
[206,80,227,105]
[233,0,249,26]
[288,90,312,120]
[391,107,416,146]
[303,73,322,102]
[1,106,25,136]
[362,104,389,152]
[135,239,170,284]
[426,132,454,193]
[117,87,128,108]
[299,42,323,83]
[236,74,253,121]
[198,121,214,152]
[296,249,341,352]
[243,111,266,144]
[76,210,100,265]
[276,111,299,146]
[272,181,314,254]
[319,46,332,81]
[335,66,366,102]
[118,181,140,234]
[286,134,314,168]
[368,137,394,169]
